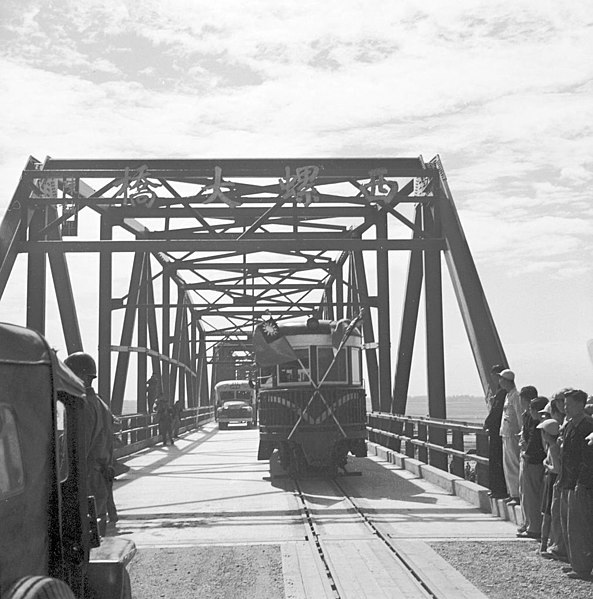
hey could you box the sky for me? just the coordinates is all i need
[0,0,592,401]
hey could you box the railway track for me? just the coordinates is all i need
[291,474,484,599]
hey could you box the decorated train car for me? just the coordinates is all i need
[254,316,367,475]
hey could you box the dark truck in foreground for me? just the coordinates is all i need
[0,323,135,598]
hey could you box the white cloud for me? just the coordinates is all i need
[1,0,592,395]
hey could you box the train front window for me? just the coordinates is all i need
[317,347,347,383]
[278,348,310,383]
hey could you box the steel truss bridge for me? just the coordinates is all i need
[0,156,506,429]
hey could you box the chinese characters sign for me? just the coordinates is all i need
[114,165,162,208]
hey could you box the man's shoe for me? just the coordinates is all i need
[561,566,573,573]
[516,531,540,539]
[548,550,569,563]
[567,571,592,580]
[517,525,527,534]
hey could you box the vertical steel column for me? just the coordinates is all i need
[177,308,187,408]
[168,294,184,402]
[347,254,359,320]
[137,254,148,413]
[423,204,447,470]
[392,205,424,414]
[335,265,344,320]
[111,253,144,415]
[98,217,112,405]
[161,267,171,401]
[353,250,379,411]
[323,287,333,320]
[376,211,392,413]
[190,314,197,407]
[145,260,161,380]
[26,209,47,334]
[197,323,209,406]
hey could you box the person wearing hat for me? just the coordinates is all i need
[498,369,522,504]
[483,365,509,499]
[557,389,593,580]
[537,417,562,555]
[517,395,547,538]
[541,393,570,562]
[64,351,115,536]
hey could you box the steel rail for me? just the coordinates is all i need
[290,477,439,599]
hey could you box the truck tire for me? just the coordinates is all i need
[4,576,76,599]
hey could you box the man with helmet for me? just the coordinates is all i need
[64,351,115,536]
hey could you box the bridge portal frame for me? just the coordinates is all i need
[0,156,506,445]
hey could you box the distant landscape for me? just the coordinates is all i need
[124,394,487,424]
[405,395,487,424]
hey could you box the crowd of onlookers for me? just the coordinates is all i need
[484,365,593,581]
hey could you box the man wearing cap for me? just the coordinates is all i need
[517,395,547,538]
[498,369,522,504]
[483,365,509,499]
[558,389,593,580]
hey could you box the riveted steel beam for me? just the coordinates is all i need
[20,238,446,253]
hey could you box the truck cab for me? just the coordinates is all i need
[0,323,135,598]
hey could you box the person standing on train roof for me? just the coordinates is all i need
[498,369,522,506]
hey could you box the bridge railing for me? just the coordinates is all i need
[367,412,489,486]
[113,405,214,458]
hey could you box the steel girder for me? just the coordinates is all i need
[0,155,506,416]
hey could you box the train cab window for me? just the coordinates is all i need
[258,366,275,388]
[278,348,310,384]
[317,347,347,383]
[0,404,25,499]
[56,399,68,483]
[351,347,362,384]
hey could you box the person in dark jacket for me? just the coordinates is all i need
[517,395,548,538]
[172,400,183,438]
[64,352,114,536]
[561,389,593,580]
[154,396,174,446]
[484,365,509,499]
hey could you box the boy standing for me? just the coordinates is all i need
[517,396,547,538]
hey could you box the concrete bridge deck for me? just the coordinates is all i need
[112,423,517,598]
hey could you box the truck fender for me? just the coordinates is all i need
[3,576,75,599]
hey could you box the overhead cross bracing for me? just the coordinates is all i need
[0,156,506,430]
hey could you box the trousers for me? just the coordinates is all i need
[567,485,593,575]
[519,459,544,533]
[502,434,520,497]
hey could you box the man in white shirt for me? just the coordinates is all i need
[498,369,523,504]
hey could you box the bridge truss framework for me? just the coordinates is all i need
[0,156,506,425]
